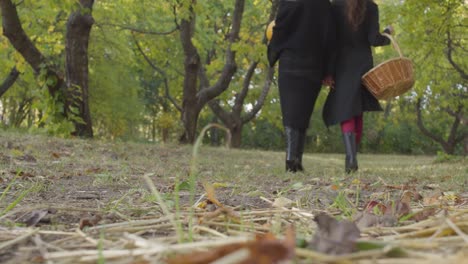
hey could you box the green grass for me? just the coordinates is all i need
[0,131,466,263]
[0,131,466,220]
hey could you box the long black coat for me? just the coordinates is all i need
[322,0,390,127]
[268,0,335,131]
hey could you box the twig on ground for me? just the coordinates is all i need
[0,228,38,251]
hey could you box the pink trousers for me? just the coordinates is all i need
[340,114,363,145]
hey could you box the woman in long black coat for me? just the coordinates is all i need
[268,0,335,172]
[323,0,392,173]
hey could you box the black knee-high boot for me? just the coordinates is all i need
[285,127,300,172]
[343,132,358,173]
[296,130,306,171]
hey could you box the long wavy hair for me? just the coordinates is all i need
[346,0,369,31]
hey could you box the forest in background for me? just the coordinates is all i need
[0,0,466,155]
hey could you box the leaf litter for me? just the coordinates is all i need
[0,133,467,263]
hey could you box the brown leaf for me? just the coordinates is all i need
[455,194,467,206]
[409,207,439,222]
[384,184,413,191]
[309,213,360,255]
[11,170,35,178]
[354,212,379,229]
[79,215,102,230]
[201,206,241,224]
[363,200,387,214]
[167,243,245,264]
[392,200,411,218]
[353,212,397,229]
[17,154,37,162]
[167,226,295,264]
[203,182,223,207]
[423,191,443,206]
[241,227,295,264]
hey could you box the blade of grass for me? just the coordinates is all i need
[187,123,230,241]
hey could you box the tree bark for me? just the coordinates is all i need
[2,0,95,137]
[65,0,95,137]
[0,67,19,97]
[0,0,63,96]
[206,0,278,148]
[179,7,202,143]
[178,0,245,144]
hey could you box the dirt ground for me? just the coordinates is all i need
[0,132,467,263]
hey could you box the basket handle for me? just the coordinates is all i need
[382,33,403,57]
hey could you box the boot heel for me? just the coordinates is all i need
[343,132,358,173]
[285,127,300,173]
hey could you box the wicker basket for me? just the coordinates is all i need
[362,33,415,100]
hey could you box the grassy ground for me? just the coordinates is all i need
[0,131,467,263]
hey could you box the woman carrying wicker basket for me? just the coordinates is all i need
[267,0,335,173]
[322,0,393,173]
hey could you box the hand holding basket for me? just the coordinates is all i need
[362,33,415,100]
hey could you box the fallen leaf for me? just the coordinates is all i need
[409,207,439,222]
[354,212,380,229]
[204,182,223,207]
[24,210,52,227]
[272,197,294,208]
[423,192,443,206]
[309,213,360,255]
[10,170,35,178]
[167,226,295,264]
[384,184,413,191]
[201,206,240,223]
[394,200,411,217]
[79,215,102,230]
[17,154,37,162]
[363,200,386,214]
[354,212,397,229]
[423,183,440,190]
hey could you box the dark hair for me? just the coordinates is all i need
[346,0,368,31]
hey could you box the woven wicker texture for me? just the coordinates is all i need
[362,33,415,100]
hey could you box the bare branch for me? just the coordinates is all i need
[242,67,274,123]
[445,105,464,148]
[416,98,447,147]
[132,33,182,112]
[233,61,258,115]
[196,0,245,104]
[208,99,232,127]
[0,67,20,97]
[0,0,63,95]
[96,22,178,35]
[443,106,467,124]
[446,29,468,80]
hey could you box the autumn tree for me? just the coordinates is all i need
[206,0,278,147]
[1,0,94,137]
[381,0,467,154]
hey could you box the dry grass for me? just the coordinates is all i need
[0,131,466,263]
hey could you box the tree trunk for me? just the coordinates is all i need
[65,0,94,137]
[0,0,63,96]
[180,99,202,143]
[229,123,243,148]
[178,0,245,144]
[179,7,202,144]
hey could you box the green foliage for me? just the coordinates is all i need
[434,151,465,164]
[0,0,464,154]
[379,0,467,154]
[241,119,284,150]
